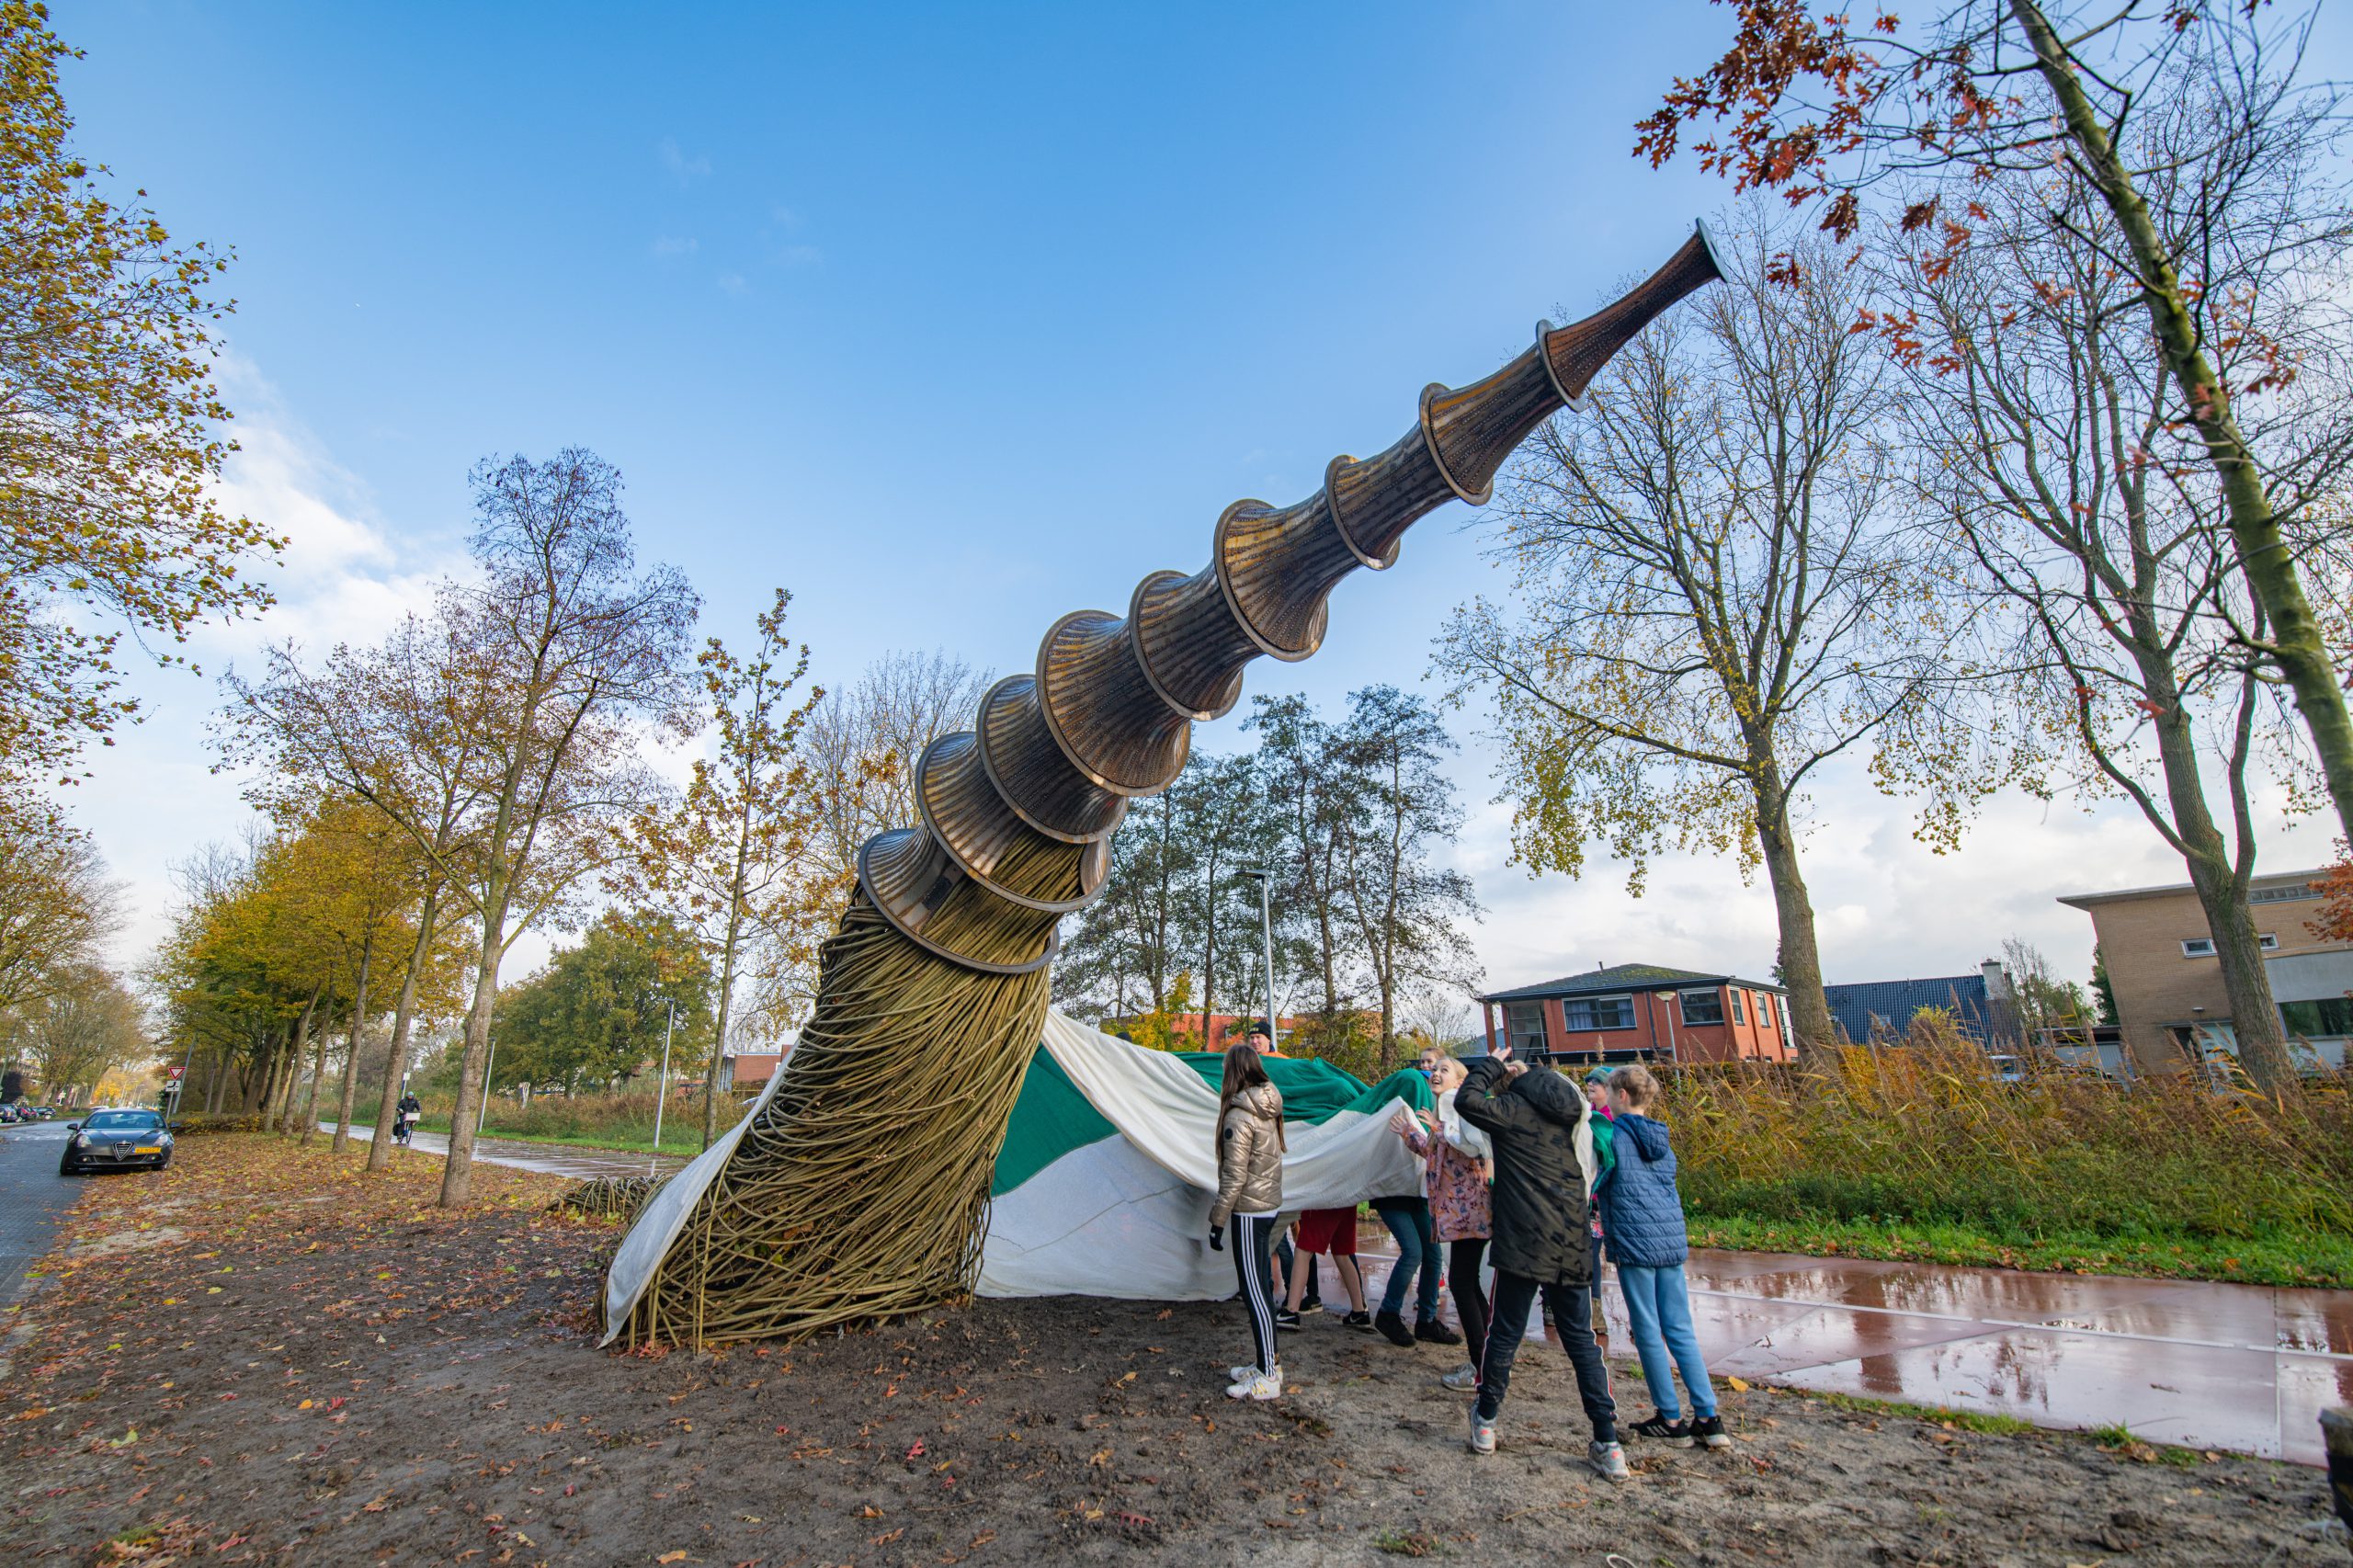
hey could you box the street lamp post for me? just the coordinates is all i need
[1239,869,1279,1051]
[647,995,676,1178]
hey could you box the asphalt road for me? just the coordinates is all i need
[0,1119,81,1312]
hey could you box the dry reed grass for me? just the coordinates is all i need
[1666,1012,2353,1281]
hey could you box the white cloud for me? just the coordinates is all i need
[1452,743,2340,1003]
[652,235,699,257]
[66,355,462,975]
[659,137,711,185]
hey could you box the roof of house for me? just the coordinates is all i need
[1477,963,1785,1005]
[2057,868,2326,908]
[1822,975,1993,1043]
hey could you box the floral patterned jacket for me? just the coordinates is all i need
[1401,1091,1491,1243]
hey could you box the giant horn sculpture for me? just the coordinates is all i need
[608,223,1725,1346]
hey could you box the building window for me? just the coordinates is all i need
[2249,885,2318,904]
[2183,935,2279,957]
[1729,989,1747,1025]
[1504,1001,1547,1055]
[1775,994,1791,1036]
[1678,989,1724,1026]
[2281,996,2353,1036]
[1563,994,1633,1031]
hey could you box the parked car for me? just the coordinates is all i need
[0,1106,17,1124]
[59,1108,178,1176]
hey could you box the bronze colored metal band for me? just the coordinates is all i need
[1128,569,1241,722]
[974,676,1126,845]
[855,831,1061,976]
[1033,608,1193,797]
[1533,319,1587,414]
[914,734,1108,915]
[1211,499,1317,663]
[1324,453,1404,574]
[1417,382,1495,507]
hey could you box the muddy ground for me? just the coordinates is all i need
[2,1135,2344,1566]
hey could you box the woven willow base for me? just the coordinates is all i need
[622,897,1051,1348]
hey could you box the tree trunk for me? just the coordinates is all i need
[706,905,745,1151]
[330,933,375,1155]
[368,888,442,1173]
[1754,765,1836,1064]
[2013,0,2353,843]
[298,994,334,1146]
[279,983,324,1137]
[2140,692,2301,1094]
[439,898,509,1208]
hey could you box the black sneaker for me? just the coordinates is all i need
[1340,1310,1375,1332]
[1414,1318,1462,1346]
[1373,1310,1417,1347]
[1273,1309,1302,1331]
[1299,1300,1324,1316]
[1688,1414,1731,1449]
[1628,1413,1691,1443]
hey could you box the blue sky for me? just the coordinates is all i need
[52,1,2346,1003]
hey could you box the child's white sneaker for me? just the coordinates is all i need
[1466,1407,1496,1454]
[1226,1369,1282,1401]
[1439,1363,1480,1392]
[1587,1438,1631,1481]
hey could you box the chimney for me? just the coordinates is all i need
[1981,959,2010,1000]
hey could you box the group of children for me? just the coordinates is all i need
[1207,1028,1727,1481]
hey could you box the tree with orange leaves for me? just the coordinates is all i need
[1640,0,2353,851]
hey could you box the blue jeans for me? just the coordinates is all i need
[1617,1263,1717,1420]
[1374,1199,1441,1321]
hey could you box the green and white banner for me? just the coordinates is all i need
[975,1010,1432,1300]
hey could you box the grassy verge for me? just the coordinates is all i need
[347,1113,710,1158]
[1688,1210,2353,1288]
[1783,1388,2036,1436]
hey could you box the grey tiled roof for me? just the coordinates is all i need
[1477,963,1784,1004]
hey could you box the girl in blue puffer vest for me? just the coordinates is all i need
[1600,1065,1731,1449]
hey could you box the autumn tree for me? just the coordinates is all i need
[492,911,713,1096]
[1638,0,2353,843]
[230,450,697,1202]
[804,648,990,892]
[228,609,497,1170]
[1051,790,1195,1026]
[1249,694,1365,1045]
[4,960,144,1105]
[1892,176,2334,1090]
[625,588,829,1147]
[1437,222,2007,1059]
[1333,686,1482,1070]
[0,808,120,1013]
[0,2,275,793]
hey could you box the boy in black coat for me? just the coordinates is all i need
[1452,1046,1625,1480]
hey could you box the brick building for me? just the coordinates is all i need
[1473,964,1794,1069]
[2058,868,2352,1074]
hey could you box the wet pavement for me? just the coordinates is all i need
[1343,1244,2352,1466]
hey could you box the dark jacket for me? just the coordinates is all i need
[1453,1057,1595,1284]
[1597,1112,1689,1267]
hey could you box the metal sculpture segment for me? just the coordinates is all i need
[861,223,1725,978]
[607,224,1725,1347]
